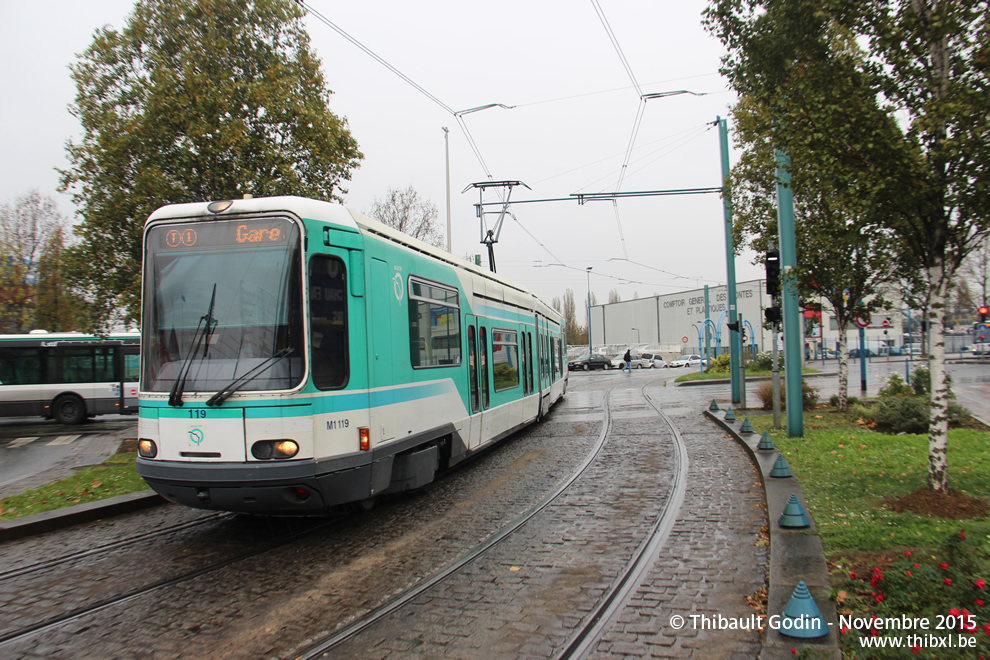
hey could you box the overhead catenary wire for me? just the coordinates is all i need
[298,0,727,293]
[299,1,499,184]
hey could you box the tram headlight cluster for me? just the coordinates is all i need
[138,439,157,458]
[251,439,300,460]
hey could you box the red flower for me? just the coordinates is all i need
[961,529,966,540]
[945,578,954,586]
[950,608,962,617]
[840,626,851,635]
[906,570,912,576]
[849,571,857,579]
[976,579,986,590]
[791,649,796,655]
[912,645,921,655]
[984,623,990,635]
[914,563,921,568]
[875,593,885,603]
[941,563,950,570]
[905,551,912,557]
[976,600,985,607]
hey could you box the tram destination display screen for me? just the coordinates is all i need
[149,217,291,252]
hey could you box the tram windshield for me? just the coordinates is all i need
[142,216,304,394]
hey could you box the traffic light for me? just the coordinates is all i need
[727,320,740,332]
[980,305,989,323]
[766,248,780,297]
[764,306,781,323]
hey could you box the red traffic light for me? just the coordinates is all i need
[981,306,989,315]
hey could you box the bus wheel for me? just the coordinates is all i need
[53,395,86,425]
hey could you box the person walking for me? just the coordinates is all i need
[623,349,632,373]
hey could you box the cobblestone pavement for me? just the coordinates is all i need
[591,379,767,659]
[0,398,604,658]
[0,370,767,658]
[329,379,679,658]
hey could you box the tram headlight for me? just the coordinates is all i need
[251,439,299,460]
[138,439,158,458]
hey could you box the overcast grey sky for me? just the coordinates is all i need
[0,0,763,308]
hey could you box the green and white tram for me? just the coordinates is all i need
[0,332,139,423]
[136,196,567,513]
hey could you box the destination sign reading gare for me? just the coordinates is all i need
[152,218,293,251]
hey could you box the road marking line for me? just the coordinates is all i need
[47,435,81,446]
[8,436,40,448]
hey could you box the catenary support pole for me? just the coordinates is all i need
[775,148,803,437]
[718,117,741,404]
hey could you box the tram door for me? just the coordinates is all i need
[464,315,489,450]
[370,258,396,443]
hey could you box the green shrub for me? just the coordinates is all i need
[754,380,818,411]
[912,366,931,396]
[878,372,913,398]
[871,395,930,434]
[705,353,731,374]
[829,394,860,408]
[849,402,872,420]
[748,350,783,372]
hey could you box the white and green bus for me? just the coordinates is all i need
[0,332,140,424]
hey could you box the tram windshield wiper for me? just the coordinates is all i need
[205,347,294,407]
[168,284,219,407]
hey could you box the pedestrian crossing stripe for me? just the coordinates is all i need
[47,435,80,446]
[5,435,80,448]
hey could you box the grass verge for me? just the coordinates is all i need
[0,449,147,522]
[749,410,990,656]
[749,412,990,551]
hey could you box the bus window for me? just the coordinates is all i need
[124,349,140,382]
[57,347,116,384]
[0,347,41,385]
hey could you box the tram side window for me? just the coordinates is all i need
[491,329,519,391]
[310,255,349,389]
[0,347,41,385]
[409,277,461,368]
[468,326,479,413]
[520,332,528,395]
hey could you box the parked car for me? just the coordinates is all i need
[637,352,667,368]
[847,348,877,358]
[670,354,706,368]
[610,353,629,369]
[971,342,990,354]
[568,353,612,371]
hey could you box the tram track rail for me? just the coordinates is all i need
[0,512,232,582]
[0,513,345,650]
[556,384,688,659]
[295,378,688,660]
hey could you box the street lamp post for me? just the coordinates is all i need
[587,267,593,356]
[443,126,451,253]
